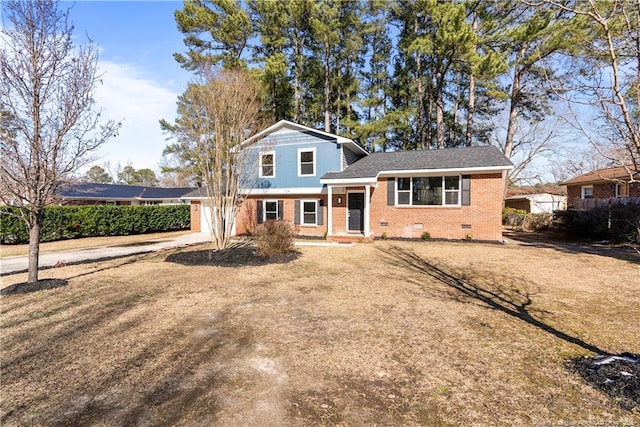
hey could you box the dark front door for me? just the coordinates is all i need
[348,193,364,232]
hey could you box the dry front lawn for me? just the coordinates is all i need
[1,236,638,426]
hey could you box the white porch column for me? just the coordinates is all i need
[327,185,333,236]
[364,184,370,237]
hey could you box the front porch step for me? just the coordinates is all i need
[327,234,372,243]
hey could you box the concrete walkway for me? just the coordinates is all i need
[0,232,211,276]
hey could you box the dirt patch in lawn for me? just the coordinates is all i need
[1,237,638,426]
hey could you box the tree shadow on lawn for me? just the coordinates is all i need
[504,230,640,265]
[165,241,299,267]
[380,245,608,355]
[380,245,640,411]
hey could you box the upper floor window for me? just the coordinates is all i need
[396,176,460,206]
[260,152,275,178]
[581,185,593,199]
[298,148,316,176]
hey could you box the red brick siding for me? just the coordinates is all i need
[190,201,201,232]
[236,195,327,237]
[368,174,504,241]
[567,182,640,205]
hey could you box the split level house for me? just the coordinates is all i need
[562,166,640,209]
[184,120,514,242]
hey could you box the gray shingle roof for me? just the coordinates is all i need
[321,145,512,180]
[58,183,195,200]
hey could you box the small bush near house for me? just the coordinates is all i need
[421,231,431,240]
[503,207,527,227]
[253,220,297,257]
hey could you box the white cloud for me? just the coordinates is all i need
[93,60,180,171]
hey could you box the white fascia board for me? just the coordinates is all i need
[320,177,377,186]
[242,187,326,195]
[377,165,513,177]
[338,141,369,156]
[240,120,367,154]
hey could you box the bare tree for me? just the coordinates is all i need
[0,0,119,283]
[539,0,640,179]
[161,68,264,249]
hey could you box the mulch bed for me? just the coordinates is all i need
[569,353,640,411]
[0,278,68,295]
[165,245,299,267]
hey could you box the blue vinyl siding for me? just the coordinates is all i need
[249,131,342,189]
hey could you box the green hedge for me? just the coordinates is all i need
[0,205,191,244]
[554,204,640,243]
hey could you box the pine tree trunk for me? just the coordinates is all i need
[466,72,476,147]
[436,71,446,149]
[27,214,41,284]
[324,45,331,133]
[466,12,478,147]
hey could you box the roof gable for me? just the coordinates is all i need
[242,120,368,156]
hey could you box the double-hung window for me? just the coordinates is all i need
[581,185,593,199]
[396,176,460,206]
[301,200,317,225]
[264,200,279,220]
[260,152,275,178]
[616,182,629,198]
[298,148,315,176]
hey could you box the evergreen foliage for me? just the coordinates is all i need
[0,205,190,244]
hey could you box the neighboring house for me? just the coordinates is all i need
[57,183,194,206]
[184,120,513,241]
[562,166,640,209]
[504,193,567,213]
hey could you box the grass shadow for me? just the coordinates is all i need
[165,241,299,267]
[380,245,609,356]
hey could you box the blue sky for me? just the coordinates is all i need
[61,1,192,173]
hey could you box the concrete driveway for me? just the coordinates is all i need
[0,232,211,276]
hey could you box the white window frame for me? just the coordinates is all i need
[263,199,279,221]
[259,151,275,178]
[395,176,461,207]
[298,147,316,177]
[581,185,594,199]
[300,199,318,226]
[615,182,629,198]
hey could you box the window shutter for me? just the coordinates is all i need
[461,175,471,206]
[294,200,300,224]
[318,199,323,225]
[257,200,264,223]
[387,178,395,205]
[277,200,284,220]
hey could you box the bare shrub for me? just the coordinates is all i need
[524,213,553,232]
[253,220,297,257]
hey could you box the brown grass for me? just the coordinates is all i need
[1,236,638,426]
[0,231,192,258]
